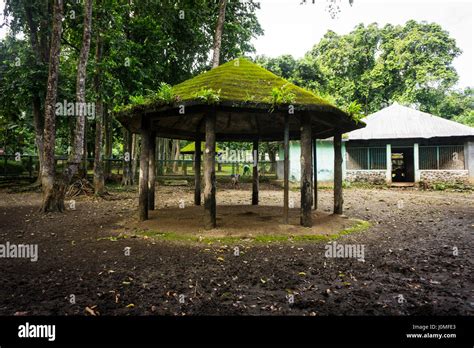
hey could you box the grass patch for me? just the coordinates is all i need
[106,184,137,192]
[342,181,390,189]
[137,230,245,244]
[420,181,473,192]
[127,219,372,245]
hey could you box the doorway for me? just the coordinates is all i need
[391,147,414,182]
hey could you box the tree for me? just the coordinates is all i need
[0,38,37,155]
[2,0,264,195]
[374,21,460,112]
[212,0,228,68]
[65,0,93,184]
[40,0,64,212]
[4,0,52,185]
[436,88,474,126]
[93,0,105,195]
[263,21,466,118]
[255,55,298,80]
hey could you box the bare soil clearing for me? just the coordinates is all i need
[131,205,358,238]
[0,183,472,315]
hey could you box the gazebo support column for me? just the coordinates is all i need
[333,132,343,214]
[138,123,151,221]
[194,137,201,205]
[252,139,259,205]
[300,114,313,227]
[203,112,216,229]
[313,138,318,210]
[283,113,289,224]
[148,132,156,210]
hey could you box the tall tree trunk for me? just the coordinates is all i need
[166,139,173,173]
[300,114,313,227]
[65,0,93,184]
[252,140,259,205]
[104,108,112,179]
[69,116,75,154]
[212,0,228,68]
[81,118,88,178]
[194,138,201,205]
[283,114,289,224]
[122,128,133,185]
[333,132,343,214]
[131,134,139,182]
[93,20,105,195]
[24,3,47,186]
[172,140,180,172]
[32,96,44,185]
[93,106,104,194]
[40,0,64,212]
[138,127,150,221]
[148,134,156,210]
[268,148,276,173]
[204,113,217,229]
[157,137,164,176]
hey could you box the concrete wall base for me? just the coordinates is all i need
[419,170,469,183]
[346,170,386,184]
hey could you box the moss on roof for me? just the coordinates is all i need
[172,58,331,106]
[115,58,338,115]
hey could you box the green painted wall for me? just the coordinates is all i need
[278,140,346,183]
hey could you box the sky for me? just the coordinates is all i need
[0,0,472,88]
[252,0,473,88]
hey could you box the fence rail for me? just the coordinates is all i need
[0,155,276,179]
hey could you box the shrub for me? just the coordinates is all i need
[345,101,365,123]
[155,82,178,104]
[195,88,221,104]
[267,84,296,112]
[129,95,147,105]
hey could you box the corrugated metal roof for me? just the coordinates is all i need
[348,103,474,140]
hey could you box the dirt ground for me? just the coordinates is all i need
[0,182,473,316]
[133,203,358,239]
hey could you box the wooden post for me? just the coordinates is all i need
[283,113,289,224]
[300,114,313,227]
[252,139,259,205]
[414,143,420,182]
[385,144,392,184]
[203,112,216,229]
[313,138,318,210]
[333,132,343,214]
[148,132,156,210]
[194,138,202,205]
[138,121,150,221]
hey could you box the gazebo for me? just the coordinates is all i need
[116,58,364,229]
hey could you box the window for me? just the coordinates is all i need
[347,147,386,170]
[419,145,465,170]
